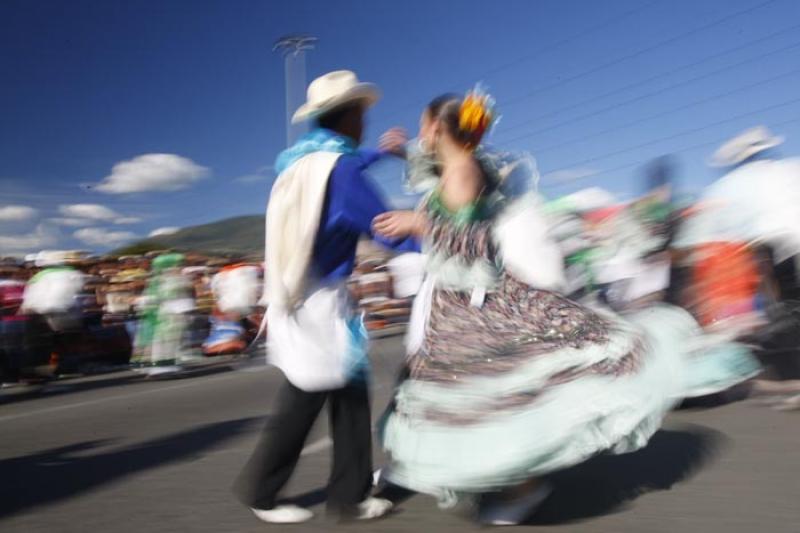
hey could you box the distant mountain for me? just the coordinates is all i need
[114,215,264,257]
[114,213,398,260]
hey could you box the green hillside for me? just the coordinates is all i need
[114,215,264,257]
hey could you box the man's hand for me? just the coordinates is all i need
[379,127,408,158]
[372,210,425,239]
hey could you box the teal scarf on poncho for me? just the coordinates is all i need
[275,128,358,174]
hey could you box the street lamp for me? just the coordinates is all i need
[273,35,317,147]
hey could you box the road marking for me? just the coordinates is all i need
[300,437,332,456]
[0,371,248,424]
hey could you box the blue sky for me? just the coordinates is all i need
[2,0,800,255]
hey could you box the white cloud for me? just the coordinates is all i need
[0,223,58,253]
[235,165,274,185]
[56,204,141,226]
[74,227,137,248]
[0,205,38,221]
[96,153,210,194]
[49,217,94,227]
[149,227,180,238]
[59,203,120,221]
[114,216,142,225]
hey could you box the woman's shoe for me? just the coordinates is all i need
[356,497,393,520]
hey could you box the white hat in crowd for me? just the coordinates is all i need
[709,126,784,167]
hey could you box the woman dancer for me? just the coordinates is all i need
[372,91,760,525]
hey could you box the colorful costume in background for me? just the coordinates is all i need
[674,154,800,379]
[19,265,87,376]
[673,159,800,333]
[203,264,261,355]
[131,253,199,369]
[1,280,29,380]
[541,188,674,307]
[21,266,85,331]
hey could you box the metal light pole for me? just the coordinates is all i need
[273,35,317,147]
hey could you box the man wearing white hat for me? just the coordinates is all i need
[232,70,418,523]
[674,126,800,387]
[675,126,796,252]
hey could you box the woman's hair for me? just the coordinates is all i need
[427,93,492,150]
[426,93,460,119]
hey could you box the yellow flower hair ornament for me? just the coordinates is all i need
[458,87,496,149]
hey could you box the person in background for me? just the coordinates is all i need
[131,253,200,375]
[674,127,800,403]
[19,252,87,379]
[203,263,261,355]
[0,274,27,383]
[232,70,418,524]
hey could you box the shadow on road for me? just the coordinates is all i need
[276,424,726,527]
[0,365,238,406]
[678,382,754,410]
[530,424,728,525]
[0,416,261,520]
[0,372,144,405]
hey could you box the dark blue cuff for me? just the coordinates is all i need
[358,148,385,167]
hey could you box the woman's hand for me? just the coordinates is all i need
[372,210,426,239]
[379,127,408,158]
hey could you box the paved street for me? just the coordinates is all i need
[1,336,799,532]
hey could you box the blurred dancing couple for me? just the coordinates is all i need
[233,70,760,526]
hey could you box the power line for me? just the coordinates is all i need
[499,38,800,145]
[502,0,779,109]
[382,0,660,121]
[499,21,800,135]
[533,65,800,155]
[540,114,800,189]
[542,95,800,176]
[459,1,660,84]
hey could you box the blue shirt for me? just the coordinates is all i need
[310,149,419,282]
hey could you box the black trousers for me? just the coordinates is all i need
[232,376,373,512]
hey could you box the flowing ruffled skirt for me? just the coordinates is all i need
[380,275,759,501]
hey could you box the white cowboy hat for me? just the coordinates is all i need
[292,70,380,124]
[709,125,784,167]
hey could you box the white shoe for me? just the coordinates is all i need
[478,483,552,526]
[356,497,393,520]
[251,505,313,524]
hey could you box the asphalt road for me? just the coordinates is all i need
[1,336,799,532]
